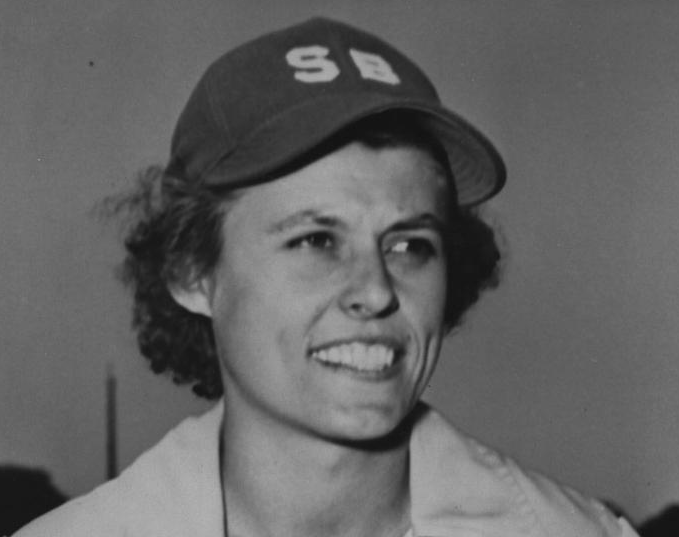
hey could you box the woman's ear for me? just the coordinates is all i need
[168,277,213,317]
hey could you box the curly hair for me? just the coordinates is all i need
[106,170,229,399]
[109,113,501,400]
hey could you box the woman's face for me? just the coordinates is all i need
[197,141,450,442]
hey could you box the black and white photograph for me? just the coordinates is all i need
[2,1,678,536]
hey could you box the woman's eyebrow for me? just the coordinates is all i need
[266,209,344,234]
[388,213,446,235]
[267,210,445,235]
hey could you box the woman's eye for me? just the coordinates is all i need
[388,238,436,261]
[287,232,335,251]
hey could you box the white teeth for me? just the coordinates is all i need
[312,343,395,372]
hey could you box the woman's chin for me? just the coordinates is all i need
[314,405,414,449]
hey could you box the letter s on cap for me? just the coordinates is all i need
[286,46,340,82]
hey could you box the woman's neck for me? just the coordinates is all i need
[219,402,411,537]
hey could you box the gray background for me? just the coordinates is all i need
[2,0,678,524]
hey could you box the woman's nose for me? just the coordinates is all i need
[338,250,399,319]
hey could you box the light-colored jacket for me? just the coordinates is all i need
[15,402,638,536]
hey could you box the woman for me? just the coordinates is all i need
[15,17,638,537]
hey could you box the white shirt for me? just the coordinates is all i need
[15,402,639,537]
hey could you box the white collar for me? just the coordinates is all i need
[162,401,522,536]
[127,400,621,537]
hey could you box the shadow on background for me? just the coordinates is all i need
[0,465,68,535]
[638,504,679,537]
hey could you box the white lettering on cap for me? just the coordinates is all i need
[349,49,400,85]
[285,46,340,82]
[286,46,401,85]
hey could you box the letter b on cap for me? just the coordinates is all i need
[286,46,340,82]
[349,49,400,85]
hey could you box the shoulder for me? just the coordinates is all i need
[409,404,638,537]
[503,455,634,536]
[13,403,224,537]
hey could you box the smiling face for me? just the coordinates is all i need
[188,141,451,442]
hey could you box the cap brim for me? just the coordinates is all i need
[204,92,506,206]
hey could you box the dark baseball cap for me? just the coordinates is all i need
[166,17,506,206]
